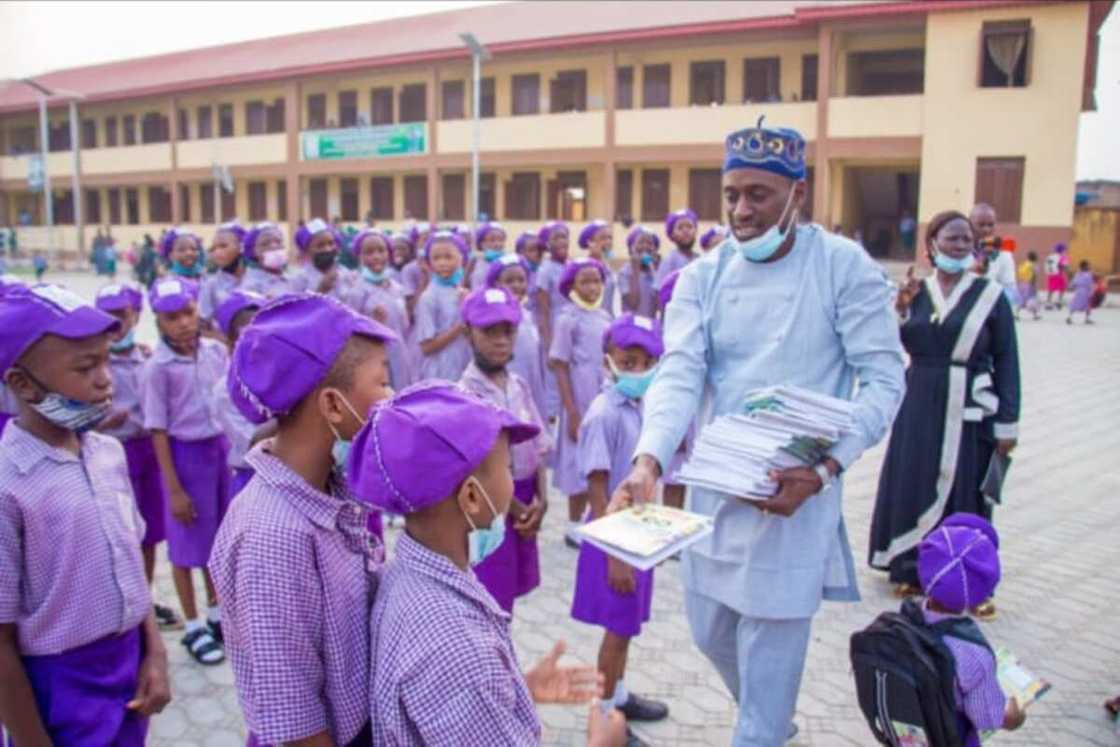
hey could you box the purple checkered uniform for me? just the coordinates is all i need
[209,444,383,745]
[141,338,228,439]
[459,360,552,481]
[240,265,293,300]
[103,346,149,441]
[370,533,541,745]
[210,372,258,469]
[617,261,658,318]
[0,425,150,655]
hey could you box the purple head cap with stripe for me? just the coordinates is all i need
[295,218,333,253]
[700,225,729,249]
[485,252,533,289]
[475,221,507,248]
[215,290,266,338]
[558,257,607,299]
[918,514,1001,613]
[242,222,283,262]
[578,220,610,249]
[95,282,144,313]
[148,277,199,314]
[0,284,119,373]
[423,230,469,264]
[665,208,698,237]
[160,227,202,259]
[626,226,661,251]
[215,221,247,245]
[537,220,569,245]
[515,231,540,255]
[603,312,663,358]
[352,228,390,257]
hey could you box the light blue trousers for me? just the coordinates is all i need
[685,592,813,747]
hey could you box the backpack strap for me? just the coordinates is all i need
[930,616,993,653]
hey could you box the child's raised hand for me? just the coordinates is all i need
[524,640,604,705]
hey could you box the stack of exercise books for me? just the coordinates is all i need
[676,385,858,499]
[576,504,714,570]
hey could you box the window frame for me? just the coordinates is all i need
[690,60,726,106]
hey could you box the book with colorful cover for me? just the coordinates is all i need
[980,648,1051,742]
[575,504,714,571]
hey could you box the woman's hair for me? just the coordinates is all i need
[1027,251,1038,261]
[924,210,972,261]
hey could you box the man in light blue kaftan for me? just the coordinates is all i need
[616,120,906,747]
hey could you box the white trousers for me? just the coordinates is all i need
[685,592,813,747]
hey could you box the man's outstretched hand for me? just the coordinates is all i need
[607,455,660,515]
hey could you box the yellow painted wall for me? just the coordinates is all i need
[82,143,173,174]
[177,133,287,168]
[918,2,1088,226]
[437,111,605,152]
[615,101,815,147]
[0,151,73,180]
[1070,207,1119,273]
[828,94,924,138]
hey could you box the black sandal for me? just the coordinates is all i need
[182,628,225,665]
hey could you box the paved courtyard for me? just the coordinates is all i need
[33,271,1120,745]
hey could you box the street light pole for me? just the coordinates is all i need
[459,33,491,227]
[35,94,53,237]
[68,99,83,256]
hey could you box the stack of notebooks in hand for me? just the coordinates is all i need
[676,385,858,499]
[576,505,714,571]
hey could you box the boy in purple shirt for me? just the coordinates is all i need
[209,293,396,747]
[572,313,670,740]
[141,278,230,665]
[0,284,170,745]
[351,383,617,746]
[95,282,183,631]
[918,514,1026,746]
[459,287,552,612]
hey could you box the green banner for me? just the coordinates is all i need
[301,123,427,160]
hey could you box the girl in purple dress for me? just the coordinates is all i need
[349,229,415,388]
[468,222,507,290]
[239,223,293,300]
[548,258,611,546]
[162,228,206,280]
[534,222,571,419]
[415,231,471,381]
[1066,260,1095,325]
[198,222,246,332]
[618,226,659,317]
[290,218,356,305]
[578,220,617,315]
[487,254,548,421]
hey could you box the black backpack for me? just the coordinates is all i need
[850,598,992,747]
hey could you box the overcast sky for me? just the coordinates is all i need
[1,0,1116,180]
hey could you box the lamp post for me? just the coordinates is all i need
[459,33,491,227]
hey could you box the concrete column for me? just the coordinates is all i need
[605,50,617,223]
[285,81,301,225]
[813,24,833,226]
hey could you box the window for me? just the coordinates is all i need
[85,189,101,223]
[266,99,285,133]
[980,20,1031,87]
[370,88,394,125]
[370,177,394,219]
[442,173,465,221]
[403,175,428,220]
[218,104,234,137]
[480,77,495,118]
[975,157,1024,223]
[616,66,634,110]
[221,189,235,221]
[511,74,540,116]
[504,172,541,220]
[105,117,118,147]
[846,49,924,95]
[9,126,36,154]
[399,84,427,123]
[340,178,359,221]
[642,64,671,108]
[547,171,587,221]
[200,185,215,223]
[248,181,268,221]
[615,169,633,222]
[689,169,722,220]
[640,169,670,221]
[246,101,267,135]
[107,188,122,224]
[479,173,496,219]
[122,115,136,146]
[177,109,189,140]
[309,178,329,218]
[81,119,97,148]
[338,91,358,127]
[550,70,587,113]
[744,57,781,102]
[801,54,819,101]
[277,180,288,221]
[125,188,139,224]
[179,184,191,223]
[55,190,74,224]
[141,113,169,143]
[442,80,465,120]
[197,106,213,139]
[307,93,327,129]
[149,186,172,222]
[48,122,71,152]
[690,61,725,105]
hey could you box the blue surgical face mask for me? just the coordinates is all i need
[932,242,976,275]
[640,254,654,267]
[732,187,798,263]
[361,266,387,284]
[326,392,366,475]
[19,367,112,433]
[171,258,204,278]
[434,267,465,288]
[483,249,503,262]
[608,357,658,400]
[462,477,506,566]
[110,329,136,352]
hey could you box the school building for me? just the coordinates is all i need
[0,0,1111,260]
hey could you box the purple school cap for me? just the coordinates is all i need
[349,381,539,514]
[515,231,539,255]
[461,287,522,327]
[475,221,506,247]
[939,512,1000,550]
[215,290,266,338]
[537,220,569,245]
[94,282,144,313]
[242,222,281,262]
[408,221,432,246]
[485,253,532,289]
[0,274,25,294]
[578,220,610,249]
[160,228,201,259]
[0,284,119,372]
[658,269,682,309]
[295,218,332,253]
[626,226,660,251]
[352,228,388,257]
[603,312,663,358]
[423,230,469,263]
[918,519,1001,614]
[215,220,247,244]
[228,293,397,424]
[700,225,728,249]
[149,277,199,314]
[665,208,698,237]
[558,257,607,299]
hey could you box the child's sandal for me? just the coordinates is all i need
[182,628,225,665]
[893,582,921,598]
[971,599,997,621]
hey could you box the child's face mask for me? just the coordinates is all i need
[460,476,505,565]
[18,366,113,433]
[325,391,366,474]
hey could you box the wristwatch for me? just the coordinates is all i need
[813,463,835,493]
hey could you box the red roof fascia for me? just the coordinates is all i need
[793,0,1044,19]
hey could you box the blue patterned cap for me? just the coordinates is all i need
[723,116,806,180]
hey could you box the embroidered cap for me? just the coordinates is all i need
[0,284,119,372]
[723,116,806,180]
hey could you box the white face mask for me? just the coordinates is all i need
[262,249,287,270]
